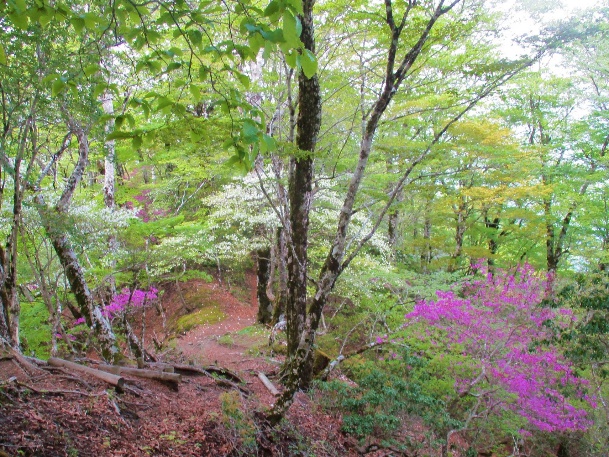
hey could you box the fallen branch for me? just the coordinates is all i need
[172,365,249,395]
[96,365,181,391]
[257,372,280,396]
[48,357,124,392]
[146,362,175,373]
[8,378,104,397]
[5,347,46,376]
[173,364,243,384]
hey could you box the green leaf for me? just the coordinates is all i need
[38,11,53,28]
[70,17,85,33]
[284,49,297,69]
[93,83,107,99]
[190,131,203,143]
[285,0,303,15]
[282,10,301,47]
[260,134,277,153]
[166,62,182,72]
[115,115,125,129]
[242,119,259,144]
[0,45,6,66]
[83,13,98,29]
[14,0,27,13]
[132,136,143,149]
[51,79,65,97]
[157,97,174,110]
[261,28,284,43]
[263,0,280,17]
[84,64,100,77]
[300,49,317,78]
[190,84,201,101]
[189,29,203,46]
[9,13,29,30]
[107,131,134,140]
[236,72,250,89]
[248,33,265,57]
[198,66,209,81]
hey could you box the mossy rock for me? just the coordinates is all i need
[174,305,225,333]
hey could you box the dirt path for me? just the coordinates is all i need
[173,273,261,366]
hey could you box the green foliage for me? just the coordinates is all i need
[554,272,609,372]
[19,300,51,359]
[219,391,257,455]
[316,350,458,450]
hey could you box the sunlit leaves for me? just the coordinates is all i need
[299,49,317,78]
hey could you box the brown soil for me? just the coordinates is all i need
[0,273,363,457]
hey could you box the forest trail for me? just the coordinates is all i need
[161,272,264,367]
[0,272,354,457]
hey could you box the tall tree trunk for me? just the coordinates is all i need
[272,226,288,324]
[421,214,432,272]
[256,247,273,324]
[0,117,29,348]
[268,0,465,424]
[484,212,500,271]
[102,91,116,209]
[449,198,468,273]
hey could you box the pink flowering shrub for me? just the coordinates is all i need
[74,287,158,325]
[405,264,592,434]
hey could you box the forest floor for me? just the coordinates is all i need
[0,273,381,457]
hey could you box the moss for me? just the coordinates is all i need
[216,334,235,347]
[236,325,268,336]
[19,300,52,359]
[174,305,225,333]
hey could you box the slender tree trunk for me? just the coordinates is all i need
[484,212,500,271]
[449,200,468,272]
[102,91,116,209]
[272,226,288,324]
[256,247,273,324]
[35,121,118,361]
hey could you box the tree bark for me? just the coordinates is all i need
[102,90,116,209]
[256,247,273,324]
[272,226,288,324]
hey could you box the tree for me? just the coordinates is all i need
[266,0,550,422]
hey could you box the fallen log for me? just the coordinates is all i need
[97,364,181,390]
[147,362,175,373]
[172,365,249,395]
[257,372,279,396]
[173,364,242,384]
[48,357,124,392]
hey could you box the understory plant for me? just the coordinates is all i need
[405,264,593,453]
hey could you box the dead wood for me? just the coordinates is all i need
[172,365,249,395]
[5,347,46,376]
[96,365,181,391]
[48,357,124,392]
[97,364,181,382]
[173,364,243,384]
[7,377,104,397]
[257,372,280,396]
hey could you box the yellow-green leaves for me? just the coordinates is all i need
[0,45,6,66]
[299,49,317,78]
[282,10,302,48]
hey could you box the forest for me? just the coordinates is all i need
[1,0,609,455]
